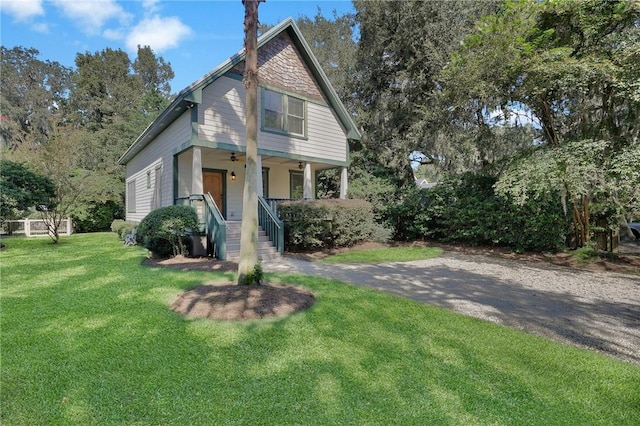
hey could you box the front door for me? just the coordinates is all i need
[203,170,225,217]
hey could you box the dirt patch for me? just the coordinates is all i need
[142,255,238,273]
[144,255,314,320]
[428,242,640,275]
[285,240,640,275]
[170,284,315,320]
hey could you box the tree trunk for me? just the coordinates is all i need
[237,0,263,285]
[571,194,591,248]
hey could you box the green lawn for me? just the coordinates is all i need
[1,233,639,425]
[321,246,443,263]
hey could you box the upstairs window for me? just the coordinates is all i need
[263,89,306,137]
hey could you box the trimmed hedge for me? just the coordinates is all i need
[110,220,138,241]
[388,173,569,252]
[135,205,199,258]
[279,199,392,251]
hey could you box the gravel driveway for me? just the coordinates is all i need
[264,252,640,364]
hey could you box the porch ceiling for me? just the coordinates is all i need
[202,148,341,171]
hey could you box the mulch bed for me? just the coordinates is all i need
[144,255,315,321]
[170,283,315,321]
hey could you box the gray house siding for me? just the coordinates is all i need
[120,18,361,224]
[125,112,190,222]
[198,75,348,164]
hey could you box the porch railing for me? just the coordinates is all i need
[179,194,227,260]
[202,193,227,260]
[258,196,284,254]
[177,195,282,258]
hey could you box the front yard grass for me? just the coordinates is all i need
[1,233,639,425]
[321,246,443,263]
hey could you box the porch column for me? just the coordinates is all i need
[303,162,313,199]
[192,147,203,194]
[256,155,263,197]
[339,167,348,199]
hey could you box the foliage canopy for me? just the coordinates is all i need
[0,159,56,222]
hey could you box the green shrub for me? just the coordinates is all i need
[110,220,137,241]
[574,244,599,263]
[136,205,199,258]
[239,264,264,285]
[110,220,126,233]
[73,201,124,233]
[279,199,391,251]
[280,200,331,250]
[389,173,569,252]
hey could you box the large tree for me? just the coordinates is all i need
[69,47,174,170]
[133,45,175,116]
[291,9,357,107]
[0,46,71,150]
[351,0,501,186]
[1,44,174,231]
[237,0,264,285]
[442,0,640,246]
[68,46,174,228]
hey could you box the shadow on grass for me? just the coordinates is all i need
[2,234,639,424]
[270,254,640,364]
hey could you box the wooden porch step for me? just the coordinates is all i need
[223,221,280,262]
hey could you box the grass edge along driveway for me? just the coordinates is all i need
[1,233,639,425]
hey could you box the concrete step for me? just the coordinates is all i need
[220,221,280,262]
[226,235,272,244]
[225,247,281,263]
[226,231,267,239]
[226,241,276,252]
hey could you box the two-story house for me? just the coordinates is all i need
[118,18,360,260]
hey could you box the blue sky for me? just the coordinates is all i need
[1,0,355,91]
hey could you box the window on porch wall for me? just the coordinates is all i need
[290,171,303,199]
[262,168,269,198]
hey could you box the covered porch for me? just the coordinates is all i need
[175,146,349,260]
[176,146,348,219]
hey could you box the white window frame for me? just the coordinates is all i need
[262,88,306,138]
[289,171,304,199]
[127,180,136,213]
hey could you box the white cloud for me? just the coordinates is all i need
[125,15,192,53]
[141,0,161,14]
[1,0,44,21]
[103,28,124,40]
[52,0,130,34]
[31,22,49,33]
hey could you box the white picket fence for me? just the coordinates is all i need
[1,218,73,237]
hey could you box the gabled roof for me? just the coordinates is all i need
[415,177,437,189]
[119,17,361,165]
